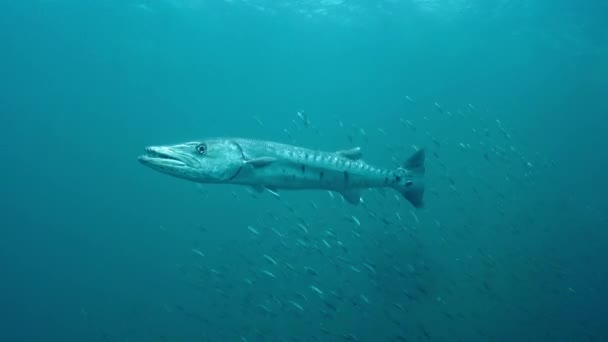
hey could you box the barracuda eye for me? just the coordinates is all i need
[196,143,207,154]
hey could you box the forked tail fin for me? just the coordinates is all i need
[395,149,425,208]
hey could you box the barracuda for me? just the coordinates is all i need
[138,138,425,208]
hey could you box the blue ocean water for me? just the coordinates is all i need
[0,0,606,341]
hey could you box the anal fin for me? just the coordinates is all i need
[340,189,362,205]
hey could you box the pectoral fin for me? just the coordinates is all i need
[336,147,362,160]
[250,185,265,193]
[249,185,280,199]
[340,189,362,205]
[245,157,276,168]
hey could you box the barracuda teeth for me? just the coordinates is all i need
[145,148,177,160]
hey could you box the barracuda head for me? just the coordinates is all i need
[138,139,245,183]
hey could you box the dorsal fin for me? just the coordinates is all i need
[336,147,362,160]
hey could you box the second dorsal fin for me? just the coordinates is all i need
[336,147,362,160]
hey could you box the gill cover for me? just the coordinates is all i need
[189,139,245,182]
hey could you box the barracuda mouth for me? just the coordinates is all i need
[138,147,187,167]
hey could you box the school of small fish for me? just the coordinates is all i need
[93,98,592,341]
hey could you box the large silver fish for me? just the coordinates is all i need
[138,138,425,208]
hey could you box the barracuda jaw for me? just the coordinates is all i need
[138,147,187,167]
[138,140,245,183]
